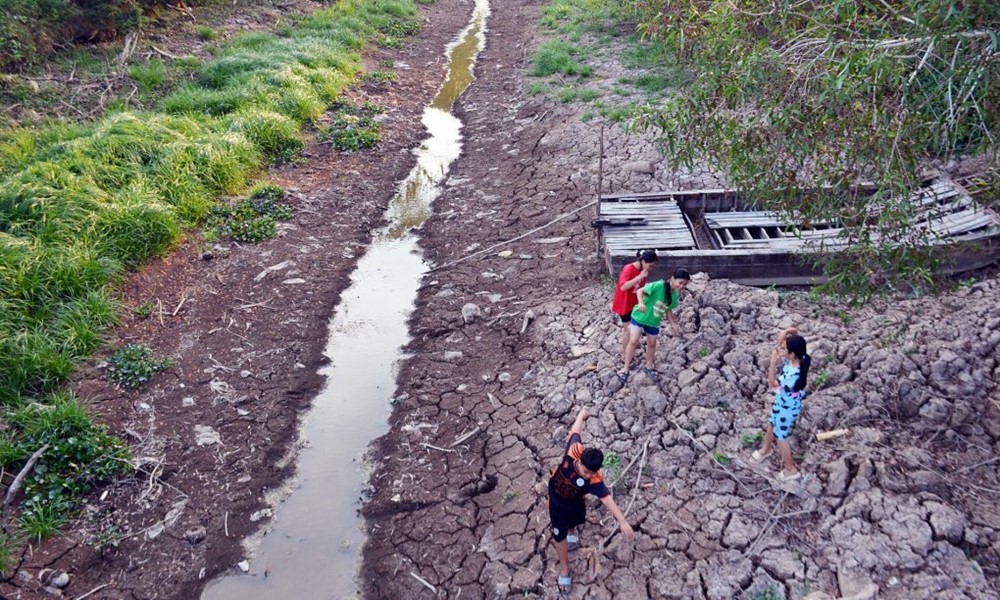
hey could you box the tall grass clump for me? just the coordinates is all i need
[530,40,592,77]
[0,0,421,532]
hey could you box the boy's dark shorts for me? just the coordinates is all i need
[616,312,630,324]
[549,499,586,542]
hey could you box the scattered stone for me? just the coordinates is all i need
[237,561,250,573]
[195,425,222,446]
[240,370,252,378]
[621,160,656,174]
[570,345,596,357]
[47,571,70,589]
[461,303,481,324]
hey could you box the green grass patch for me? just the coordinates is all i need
[593,100,636,123]
[530,40,592,77]
[711,449,732,466]
[602,451,625,491]
[0,0,421,543]
[363,71,400,84]
[196,26,220,41]
[129,59,169,94]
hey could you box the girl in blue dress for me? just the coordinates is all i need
[752,329,811,481]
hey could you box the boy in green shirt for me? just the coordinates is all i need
[617,268,690,382]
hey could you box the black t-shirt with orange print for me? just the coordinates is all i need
[548,433,610,509]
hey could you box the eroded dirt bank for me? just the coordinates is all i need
[358,0,1000,598]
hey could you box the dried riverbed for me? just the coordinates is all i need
[2,0,997,598]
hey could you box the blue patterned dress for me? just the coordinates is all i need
[770,362,804,440]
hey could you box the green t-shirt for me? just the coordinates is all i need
[630,280,678,328]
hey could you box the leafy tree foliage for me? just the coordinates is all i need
[625,0,1000,299]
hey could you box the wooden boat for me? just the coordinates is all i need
[593,176,1000,286]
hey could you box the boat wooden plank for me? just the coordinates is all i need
[601,189,734,201]
[602,203,684,211]
[704,211,837,230]
[605,230,696,240]
[601,209,686,218]
[925,213,995,237]
[606,233,694,247]
[606,238,697,248]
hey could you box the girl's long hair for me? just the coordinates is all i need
[785,335,810,392]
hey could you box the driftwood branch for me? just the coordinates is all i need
[601,436,651,548]
[409,571,436,593]
[4,444,49,507]
[450,427,481,448]
[74,583,112,600]
[428,200,598,272]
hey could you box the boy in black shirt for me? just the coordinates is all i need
[548,407,634,593]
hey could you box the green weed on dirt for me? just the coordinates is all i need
[106,343,172,390]
[206,183,293,242]
[0,393,132,538]
[322,100,384,151]
[0,0,420,539]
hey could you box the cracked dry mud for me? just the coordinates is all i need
[2,0,998,598]
[357,1,1000,599]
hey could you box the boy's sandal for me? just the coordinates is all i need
[751,448,773,462]
[566,534,580,551]
[642,366,659,381]
[615,371,629,384]
[557,574,572,593]
[776,470,801,482]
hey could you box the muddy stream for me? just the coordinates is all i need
[202,1,490,597]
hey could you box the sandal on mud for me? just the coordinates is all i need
[566,534,580,551]
[642,366,659,382]
[751,448,773,462]
[776,470,801,482]
[615,371,629,384]
[557,574,572,593]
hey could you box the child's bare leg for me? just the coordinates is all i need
[760,424,775,455]
[622,327,640,372]
[555,539,570,576]
[620,323,631,356]
[644,335,658,369]
[777,440,797,475]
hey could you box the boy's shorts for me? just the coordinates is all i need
[616,312,630,323]
[630,319,660,336]
[549,499,585,542]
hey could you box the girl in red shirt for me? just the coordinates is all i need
[610,250,657,362]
